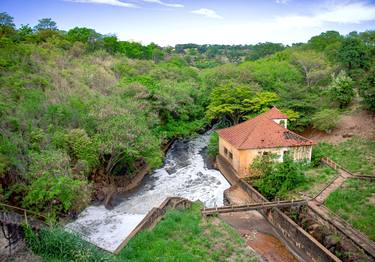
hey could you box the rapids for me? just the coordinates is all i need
[66,131,230,252]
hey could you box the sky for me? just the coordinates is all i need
[1,0,375,46]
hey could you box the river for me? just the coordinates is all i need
[66,131,230,252]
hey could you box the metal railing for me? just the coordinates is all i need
[0,202,47,226]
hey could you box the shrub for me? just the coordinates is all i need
[207,132,219,157]
[22,174,91,215]
[252,156,307,199]
[329,71,354,108]
[65,129,99,176]
[312,109,340,133]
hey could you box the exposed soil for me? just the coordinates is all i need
[0,230,41,262]
[302,110,375,144]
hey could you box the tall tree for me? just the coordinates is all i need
[206,84,254,125]
[291,50,332,88]
[34,18,58,31]
[0,12,15,28]
[359,67,375,112]
[0,12,16,37]
[337,37,370,73]
[329,71,354,108]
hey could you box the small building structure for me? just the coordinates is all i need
[217,107,314,177]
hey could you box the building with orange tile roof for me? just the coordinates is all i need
[217,107,314,177]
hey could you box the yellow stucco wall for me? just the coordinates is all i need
[218,136,312,177]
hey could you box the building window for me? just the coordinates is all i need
[229,152,233,160]
[224,147,228,155]
[262,151,269,156]
[280,120,285,126]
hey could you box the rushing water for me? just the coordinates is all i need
[66,131,230,252]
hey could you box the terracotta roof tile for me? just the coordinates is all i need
[217,109,314,150]
[262,106,289,119]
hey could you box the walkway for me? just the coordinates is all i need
[202,200,307,216]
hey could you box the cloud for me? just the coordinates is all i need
[191,8,223,19]
[142,0,183,8]
[273,2,375,28]
[65,0,137,8]
[275,0,290,4]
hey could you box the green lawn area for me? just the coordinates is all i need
[325,179,375,241]
[284,166,337,200]
[315,137,375,176]
[119,203,259,262]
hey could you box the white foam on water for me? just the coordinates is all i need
[65,131,230,252]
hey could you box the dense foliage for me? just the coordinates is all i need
[0,13,209,217]
[1,11,374,217]
[251,155,307,199]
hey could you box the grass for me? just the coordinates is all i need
[315,137,375,176]
[325,179,375,241]
[284,165,337,199]
[119,203,259,262]
[25,203,259,262]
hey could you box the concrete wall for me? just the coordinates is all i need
[216,156,340,262]
[219,137,241,173]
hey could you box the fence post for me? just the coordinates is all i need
[24,210,28,225]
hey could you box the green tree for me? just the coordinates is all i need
[0,12,16,37]
[291,50,332,87]
[66,27,99,43]
[206,84,254,125]
[308,31,343,52]
[312,109,340,133]
[244,91,279,116]
[103,35,119,54]
[34,18,58,31]
[329,71,354,108]
[0,12,15,28]
[337,37,370,73]
[247,42,285,61]
[359,67,375,112]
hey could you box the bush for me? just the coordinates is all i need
[207,132,219,157]
[329,71,354,108]
[252,156,307,199]
[22,174,91,215]
[65,129,99,176]
[312,109,340,133]
[24,226,112,262]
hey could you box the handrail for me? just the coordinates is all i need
[0,202,48,222]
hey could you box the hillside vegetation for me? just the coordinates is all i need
[1,12,374,218]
